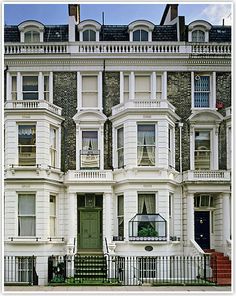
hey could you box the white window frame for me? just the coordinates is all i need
[116,126,124,169]
[191,72,216,109]
[18,21,44,43]
[128,20,154,42]
[117,194,124,239]
[49,126,58,168]
[78,20,101,42]
[49,195,57,237]
[137,123,157,167]
[190,126,218,170]
[18,123,36,166]
[168,125,175,168]
[188,20,211,43]
[18,193,36,237]
[82,28,97,41]
[77,72,103,111]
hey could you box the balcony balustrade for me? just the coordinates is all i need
[64,170,113,183]
[112,99,176,116]
[183,170,231,182]
[5,100,62,116]
[5,42,231,56]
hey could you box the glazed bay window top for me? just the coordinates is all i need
[18,125,36,166]
[18,194,36,236]
[194,131,211,170]
[137,124,155,166]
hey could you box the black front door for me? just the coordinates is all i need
[194,211,210,249]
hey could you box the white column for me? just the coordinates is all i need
[6,72,12,101]
[100,125,104,170]
[104,192,112,243]
[98,71,103,110]
[191,71,194,107]
[213,127,219,170]
[222,193,231,245]
[129,72,135,100]
[49,71,53,103]
[212,71,216,108]
[67,192,77,254]
[151,71,156,100]
[77,72,81,111]
[186,193,194,242]
[17,72,22,100]
[38,72,43,100]
[162,71,167,100]
[120,71,124,104]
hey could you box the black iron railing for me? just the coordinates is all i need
[4,256,38,285]
[47,254,217,286]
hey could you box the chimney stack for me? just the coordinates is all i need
[160,4,178,25]
[68,4,80,23]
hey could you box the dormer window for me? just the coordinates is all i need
[25,30,40,43]
[83,29,96,41]
[133,29,148,41]
[192,30,205,42]
[188,20,212,43]
[128,20,154,42]
[78,20,101,42]
[18,20,44,43]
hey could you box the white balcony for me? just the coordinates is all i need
[4,42,231,56]
[183,170,231,182]
[64,170,113,183]
[112,99,176,116]
[5,100,62,116]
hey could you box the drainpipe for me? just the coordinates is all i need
[178,122,184,253]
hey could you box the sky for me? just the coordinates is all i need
[4,3,232,26]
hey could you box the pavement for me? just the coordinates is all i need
[3,285,232,295]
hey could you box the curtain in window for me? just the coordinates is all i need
[18,126,35,136]
[138,194,155,214]
[138,125,155,165]
[192,30,205,42]
[18,195,35,236]
[137,131,145,165]
[82,131,98,151]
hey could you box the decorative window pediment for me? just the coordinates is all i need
[188,20,212,42]
[128,20,154,42]
[188,110,223,125]
[18,20,44,43]
[77,20,101,41]
[73,110,107,124]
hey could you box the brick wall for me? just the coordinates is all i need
[53,72,77,171]
[167,72,191,171]
[103,72,120,169]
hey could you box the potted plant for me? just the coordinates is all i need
[138,225,158,237]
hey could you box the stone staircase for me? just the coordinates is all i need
[74,255,107,283]
[204,249,231,286]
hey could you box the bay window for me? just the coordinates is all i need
[117,127,124,168]
[194,130,211,170]
[22,76,38,100]
[50,127,57,167]
[137,124,155,166]
[49,195,56,236]
[18,125,36,166]
[18,194,36,236]
[117,195,124,239]
[81,131,99,169]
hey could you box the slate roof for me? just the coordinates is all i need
[4,25,68,42]
[5,23,231,43]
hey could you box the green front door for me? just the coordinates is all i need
[79,210,101,249]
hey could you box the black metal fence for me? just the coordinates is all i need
[4,256,38,285]
[48,254,217,286]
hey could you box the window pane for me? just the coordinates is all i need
[18,194,35,215]
[192,30,205,42]
[118,195,124,237]
[18,194,35,236]
[89,30,96,41]
[138,194,155,214]
[82,131,98,150]
[195,131,210,150]
[50,196,56,216]
[141,30,148,41]
[133,30,140,41]
[83,30,89,41]
[117,127,124,148]
[195,76,210,92]
[138,125,155,145]
[32,31,40,42]
[195,131,211,170]
[138,125,155,166]
[23,76,38,100]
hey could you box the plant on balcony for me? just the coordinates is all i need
[138,226,158,237]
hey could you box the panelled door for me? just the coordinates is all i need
[194,211,210,249]
[79,210,101,249]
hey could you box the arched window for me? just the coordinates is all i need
[133,29,148,41]
[24,30,40,43]
[83,29,96,41]
[192,30,205,42]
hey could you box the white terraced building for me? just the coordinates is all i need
[4,4,231,286]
